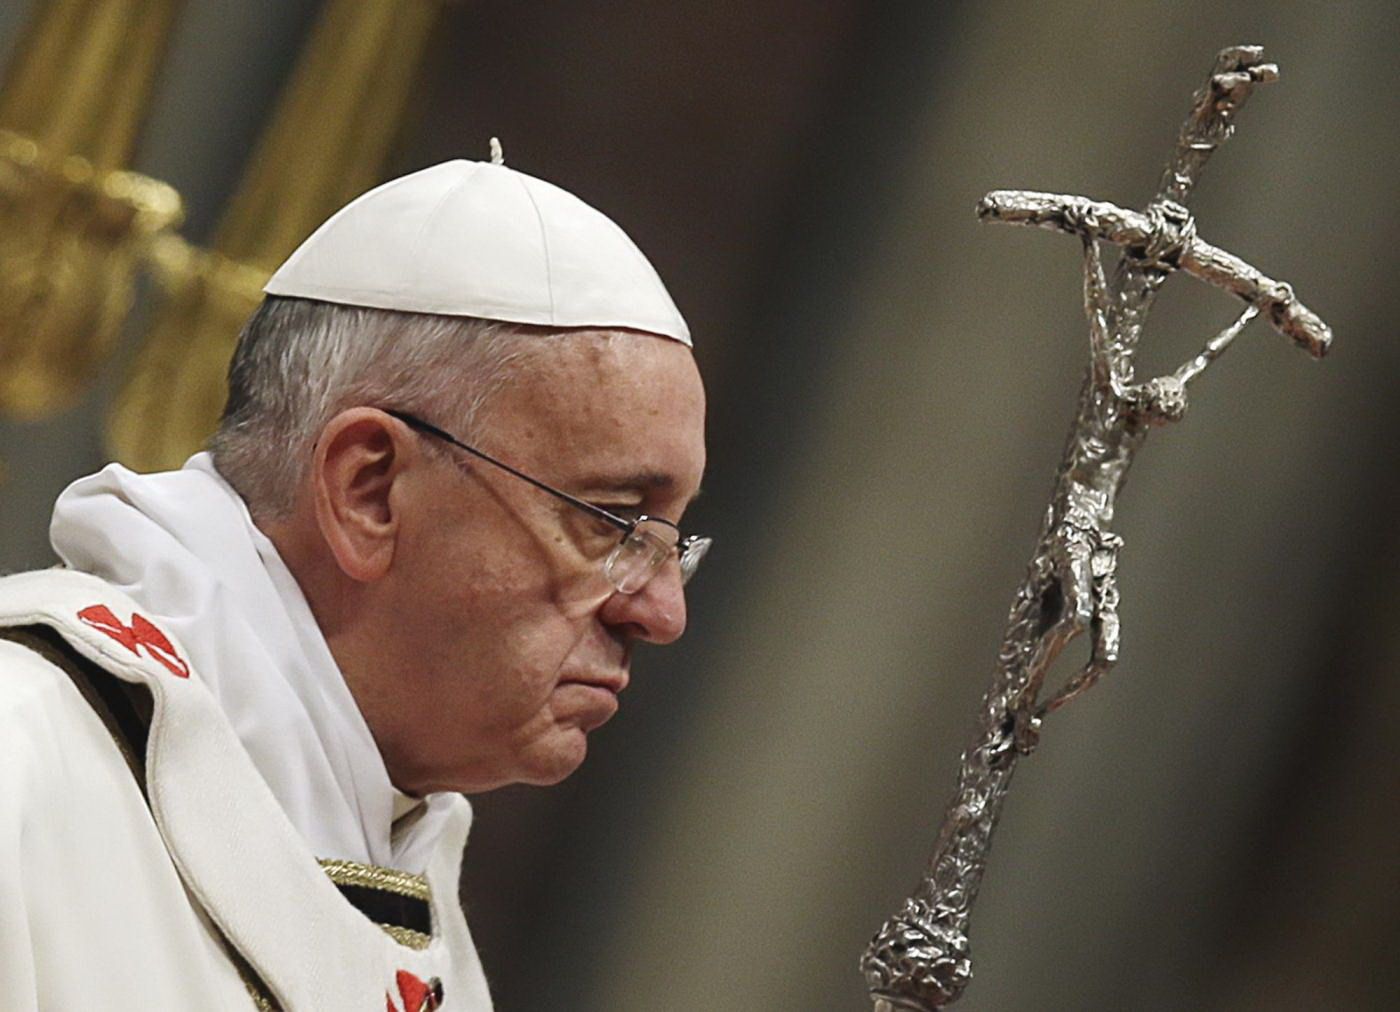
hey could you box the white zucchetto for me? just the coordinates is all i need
[263,158,691,345]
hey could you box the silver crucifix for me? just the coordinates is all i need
[860,45,1331,1010]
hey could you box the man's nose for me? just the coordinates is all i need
[598,564,688,644]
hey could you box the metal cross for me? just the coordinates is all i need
[861,45,1331,1010]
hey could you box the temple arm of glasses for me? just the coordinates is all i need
[382,409,634,532]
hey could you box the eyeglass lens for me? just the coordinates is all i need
[604,523,670,594]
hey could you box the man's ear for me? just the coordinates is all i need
[312,408,413,582]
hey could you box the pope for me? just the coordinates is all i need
[0,155,707,1010]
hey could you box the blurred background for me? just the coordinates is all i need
[1,1,1397,1009]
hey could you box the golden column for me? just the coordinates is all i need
[108,0,444,471]
[0,0,185,420]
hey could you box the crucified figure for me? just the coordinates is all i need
[1038,233,1261,722]
[861,45,1331,1010]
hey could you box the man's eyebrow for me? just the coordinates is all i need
[576,471,704,505]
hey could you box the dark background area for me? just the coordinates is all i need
[1,2,1397,1008]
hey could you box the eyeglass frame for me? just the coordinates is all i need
[382,408,710,592]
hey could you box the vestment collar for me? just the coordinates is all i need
[48,454,449,871]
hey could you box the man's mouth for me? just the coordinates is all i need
[563,679,622,732]
[562,670,629,695]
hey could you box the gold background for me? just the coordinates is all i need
[0,2,1396,1008]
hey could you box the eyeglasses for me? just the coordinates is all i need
[384,409,711,595]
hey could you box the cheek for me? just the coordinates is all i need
[407,563,593,724]
[390,498,612,757]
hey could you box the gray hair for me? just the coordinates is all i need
[209,295,540,517]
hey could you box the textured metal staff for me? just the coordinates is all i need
[861,45,1330,1010]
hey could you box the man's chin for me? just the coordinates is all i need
[519,731,590,787]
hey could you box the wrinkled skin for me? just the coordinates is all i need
[270,330,706,795]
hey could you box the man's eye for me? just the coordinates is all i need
[589,503,642,522]
[569,507,627,543]
[587,516,619,537]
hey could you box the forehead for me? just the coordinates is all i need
[484,330,706,492]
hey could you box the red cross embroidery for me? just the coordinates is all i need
[77,605,190,679]
[385,970,442,1012]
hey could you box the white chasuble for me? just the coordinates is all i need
[0,570,492,1010]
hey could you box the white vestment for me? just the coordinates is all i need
[48,453,451,873]
[0,570,492,1010]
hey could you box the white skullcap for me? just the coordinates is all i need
[263,158,690,345]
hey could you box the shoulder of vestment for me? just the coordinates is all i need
[0,567,492,1010]
[0,567,197,686]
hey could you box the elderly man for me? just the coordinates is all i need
[0,158,707,1009]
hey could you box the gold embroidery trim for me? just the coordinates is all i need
[379,922,433,950]
[318,858,430,901]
